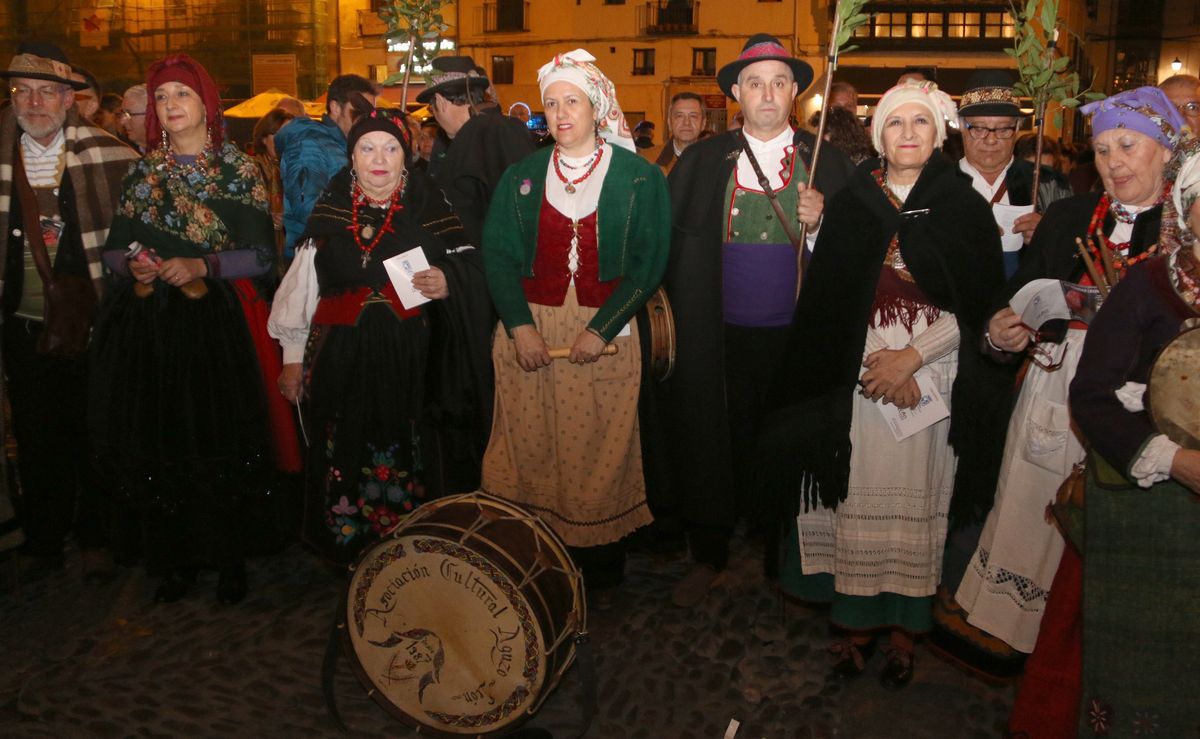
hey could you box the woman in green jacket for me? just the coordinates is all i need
[481,49,669,596]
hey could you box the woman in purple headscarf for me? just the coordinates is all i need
[952,87,1188,733]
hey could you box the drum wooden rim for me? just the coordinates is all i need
[1148,325,1200,451]
[339,492,585,737]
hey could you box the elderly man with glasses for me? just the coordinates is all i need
[0,42,138,582]
[119,84,148,153]
[955,70,1073,277]
[1160,74,1200,134]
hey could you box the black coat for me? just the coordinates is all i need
[658,128,854,528]
[756,153,1012,526]
[427,108,534,248]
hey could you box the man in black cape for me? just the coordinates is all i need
[656,34,854,607]
[419,56,534,248]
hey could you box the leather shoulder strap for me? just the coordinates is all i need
[737,131,802,251]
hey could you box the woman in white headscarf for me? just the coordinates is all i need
[759,80,1009,686]
[481,49,670,596]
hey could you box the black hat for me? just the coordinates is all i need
[716,34,814,100]
[415,56,490,104]
[1,42,89,90]
[346,110,413,161]
[958,69,1024,118]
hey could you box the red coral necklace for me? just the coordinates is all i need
[349,182,403,268]
[552,143,604,194]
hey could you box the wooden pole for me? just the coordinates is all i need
[399,32,417,108]
[795,11,843,291]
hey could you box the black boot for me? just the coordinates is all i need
[217,563,247,605]
[155,567,196,603]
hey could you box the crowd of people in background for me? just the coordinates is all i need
[1,33,1199,738]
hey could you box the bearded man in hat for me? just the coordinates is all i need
[659,34,855,607]
[420,56,533,248]
[0,42,138,579]
[956,69,1073,277]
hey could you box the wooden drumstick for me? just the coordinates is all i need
[1074,237,1109,298]
[547,345,619,360]
[1093,233,1119,288]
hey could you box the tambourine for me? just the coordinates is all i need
[1148,323,1200,450]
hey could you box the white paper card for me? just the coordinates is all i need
[1009,278,1102,329]
[876,369,950,442]
[383,247,432,309]
[617,322,631,338]
[993,203,1034,252]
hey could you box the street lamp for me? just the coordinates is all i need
[1171,57,1183,73]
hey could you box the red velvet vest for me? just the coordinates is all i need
[521,197,620,308]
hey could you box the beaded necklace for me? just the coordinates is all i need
[1082,184,1169,274]
[348,181,404,268]
[162,136,214,179]
[1171,246,1200,309]
[872,168,914,281]
[552,143,604,194]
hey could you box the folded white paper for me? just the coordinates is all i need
[992,203,1035,253]
[1009,278,1102,329]
[876,369,950,442]
[383,247,432,310]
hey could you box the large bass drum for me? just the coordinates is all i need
[341,492,585,736]
[1148,323,1200,450]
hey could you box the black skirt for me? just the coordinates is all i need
[89,279,281,569]
[301,303,433,565]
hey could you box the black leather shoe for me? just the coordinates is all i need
[879,646,915,689]
[217,564,247,605]
[831,638,877,678]
[155,568,195,603]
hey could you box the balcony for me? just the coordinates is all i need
[639,1,699,36]
[484,0,529,33]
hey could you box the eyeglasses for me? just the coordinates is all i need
[963,122,1018,140]
[9,84,68,102]
[120,110,146,120]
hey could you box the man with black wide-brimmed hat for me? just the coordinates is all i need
[656,34,855,607]
[954,69,1072,276]
[0,42,138,580]
[420,55,533,249]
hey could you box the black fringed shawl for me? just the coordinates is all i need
[756,152,1015,528]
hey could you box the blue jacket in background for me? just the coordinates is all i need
[276,114,347,258]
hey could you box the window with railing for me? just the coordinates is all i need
[851,4,1014,50]
[692,47,716,76]
[641,1,699,35]
[633,48,656,76]
[484,0,529,33]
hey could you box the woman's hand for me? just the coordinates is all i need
[988,307,1032,353]
[1170,448,1200,495]
[512,325,551,372]
[158,257,207,287]
[861,346,923,403]
[129,256,160,285]
[883,377,922,410]
[278,363,303,404]
[413,267,449,300]
[568,330,607,364]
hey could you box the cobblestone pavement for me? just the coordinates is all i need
[1,533,1013,739]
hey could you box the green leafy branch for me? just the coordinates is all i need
[1006,0,1104,131]
[377,0,451,98]
[833,0,871,59]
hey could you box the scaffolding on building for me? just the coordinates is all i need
[1,0,336,100]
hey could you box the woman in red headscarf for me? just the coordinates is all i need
[90,55,297,605]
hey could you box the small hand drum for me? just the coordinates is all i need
[341,492,585,737]
[1148,325,1200,450]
